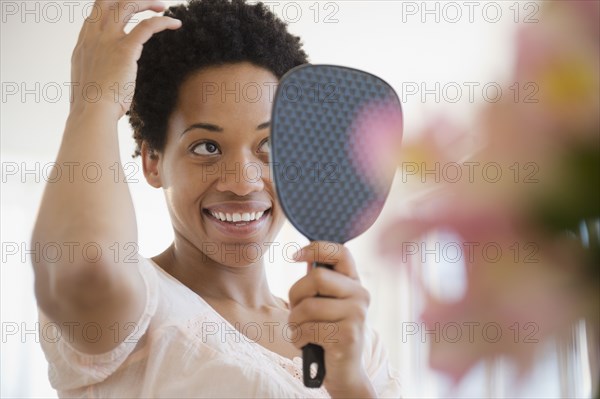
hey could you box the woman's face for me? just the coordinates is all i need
[143,62,286,267]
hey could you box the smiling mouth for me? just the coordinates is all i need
[203,208,271,225]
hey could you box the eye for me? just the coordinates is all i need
[191,141,221,156]
[258,138,271,154]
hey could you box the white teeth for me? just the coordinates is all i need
[208,210,268,223]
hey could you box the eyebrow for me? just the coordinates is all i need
[180,121,271,136]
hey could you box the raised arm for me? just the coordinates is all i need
[31,0,181,354]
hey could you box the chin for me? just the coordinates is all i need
[201,242,267,267]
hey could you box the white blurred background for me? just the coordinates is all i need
[1,0,592,397]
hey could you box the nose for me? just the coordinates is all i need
[214,151,266,196]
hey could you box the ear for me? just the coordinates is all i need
[141,141,163,189]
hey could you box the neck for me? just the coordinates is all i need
[153,233,279,310]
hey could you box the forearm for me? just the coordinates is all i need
[31,104,137,290]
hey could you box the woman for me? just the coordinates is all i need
[31,0,402,396]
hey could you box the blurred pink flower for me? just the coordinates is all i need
[381,0,599,383]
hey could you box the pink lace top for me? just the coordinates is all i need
[39,256,402,398]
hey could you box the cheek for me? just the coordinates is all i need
[163,164,211,212]
[270,199,286,230]
[261,178,285,231]
[164,187,195,225]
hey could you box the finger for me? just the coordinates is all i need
[293,242,359,280]
[88,0,111,18]
[75,0,108,45]
[122,15,182,49]
[291,321,341,349]
[290,319,353,349]
[288,267,360,307]
[288,297,366,326]
[112,1,169,31]
[86,0,114,29]
[89,0,168,33]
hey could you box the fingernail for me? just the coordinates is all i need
[291,250,302,261]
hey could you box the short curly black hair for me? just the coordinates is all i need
[128,0,309,157]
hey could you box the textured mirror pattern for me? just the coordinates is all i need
[271,64,403,243]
